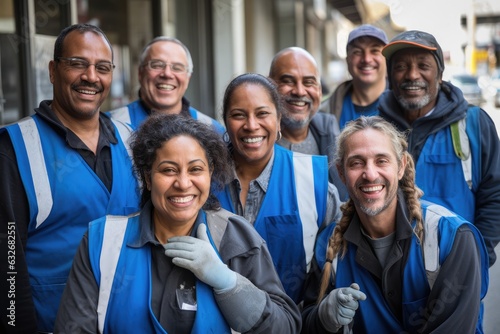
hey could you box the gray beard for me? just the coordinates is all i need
[396,93,431,111]
[396,81,440,111]
[281,114,310,131]
[358,198,391,217]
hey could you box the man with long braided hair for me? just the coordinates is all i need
[301,116,488,333]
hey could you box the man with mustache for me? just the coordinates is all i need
[269,47,348,201]
[0,24,141,333]
[378,30,500,268]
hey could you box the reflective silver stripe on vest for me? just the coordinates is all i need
[108,106,131,126]
[330,204,450,289]
[193,110,213,125]
[292,152,319,272]
[423,207,441,273]
[423,204,454,289]
[18,118,53,228]
[110,118,133,161]
[97,215,130,333]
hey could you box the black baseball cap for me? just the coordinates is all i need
[382,30,444,72]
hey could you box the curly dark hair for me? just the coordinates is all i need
[130,113,233,209]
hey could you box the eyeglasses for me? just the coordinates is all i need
[143,59,190,74]
[56,57,115,74]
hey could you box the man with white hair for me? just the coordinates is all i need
[108,37,224,133]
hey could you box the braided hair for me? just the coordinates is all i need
[317,116,424,302]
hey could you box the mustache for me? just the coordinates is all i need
[284,96,312,104]
[72,81,103,92]
[399,81,427,89]
[355,179,386,188]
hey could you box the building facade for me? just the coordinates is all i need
[0,0,374,125]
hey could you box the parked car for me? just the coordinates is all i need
[485,70,500,108]
[449,74,486,106]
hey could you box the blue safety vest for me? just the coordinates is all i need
[315,201,488,333]
[4,115,140,332]
[88,213,231,333]
[217,145,328,302]
[108,100,225,134]
[415,106,480,224]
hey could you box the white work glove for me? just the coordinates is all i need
[163,224,237,291]
[318,283,366,332]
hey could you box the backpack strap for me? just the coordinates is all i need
[450,114,472,189]
[108,106,131,126]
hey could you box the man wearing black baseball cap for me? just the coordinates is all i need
[320,24,388,129]
[383,30,445,74]
[379,30,500,272]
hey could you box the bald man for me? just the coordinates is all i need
[269,47,347,200]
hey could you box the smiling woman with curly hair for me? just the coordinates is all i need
[55,113,301,334]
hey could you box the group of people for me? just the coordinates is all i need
[1,21,499,334]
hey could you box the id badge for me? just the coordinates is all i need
[176,286,197,311]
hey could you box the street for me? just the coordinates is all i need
[480,100,500,334]
[484,245,500,333]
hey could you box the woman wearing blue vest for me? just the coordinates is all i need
[55,114,301,333]
[216,73,342,304]
[301,116,489,333]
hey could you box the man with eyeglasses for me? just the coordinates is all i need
[0,24,141,333]
[107,37,224,133]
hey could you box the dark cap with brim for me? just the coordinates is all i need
[382,30,444,72]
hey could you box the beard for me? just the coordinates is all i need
[357,198,392,216]
[280,96,314,130]
[397,93,431,111]
[281,111,311,130]
[396,80,440,111]
[349,178,398,217]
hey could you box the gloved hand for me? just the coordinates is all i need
[318,283,366,332]
[163,224,237,291]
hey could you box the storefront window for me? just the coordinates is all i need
[0,0,21,125]
[34,0,70,36]
[79,0,133,110]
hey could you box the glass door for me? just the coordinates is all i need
[0,0,21,125]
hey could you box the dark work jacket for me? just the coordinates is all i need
[309,112,348,201]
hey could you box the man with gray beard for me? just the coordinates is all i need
[378,30,500,269]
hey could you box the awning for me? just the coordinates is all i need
[328,0,365,24]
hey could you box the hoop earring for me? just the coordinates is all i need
[223,131,230,143]
[277,131,282,141]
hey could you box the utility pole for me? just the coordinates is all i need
[466,0,477,74]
